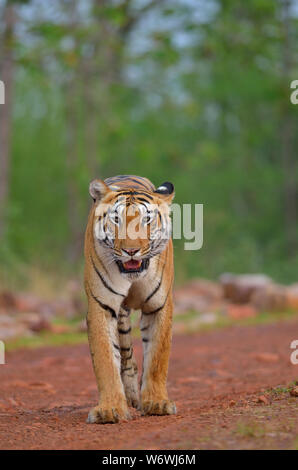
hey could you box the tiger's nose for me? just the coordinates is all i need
[123,248,139,256]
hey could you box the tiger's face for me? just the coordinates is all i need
[89,179,174,278]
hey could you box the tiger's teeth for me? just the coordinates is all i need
[123,260,142,270]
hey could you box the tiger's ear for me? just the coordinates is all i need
[89,179,110,202]
[154,181,175,204]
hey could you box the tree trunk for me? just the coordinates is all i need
[65,78,84,263]
[0,3,15,239]
[64,0,84,262]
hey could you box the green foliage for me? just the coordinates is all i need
[1,0,298,285]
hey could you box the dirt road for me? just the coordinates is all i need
[0,320,297,449]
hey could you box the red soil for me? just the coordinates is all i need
[0,320,297,449]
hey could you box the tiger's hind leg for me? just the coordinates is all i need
[118,306,139,409]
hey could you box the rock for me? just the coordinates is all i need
[28,317,52,333]
[17,312,52,333]
[0,314,31,340]
[177,376,200,384]
[254,352,279,363]
[14,293,43,313]
[0,291,17,311]
[290,386,298,397]
[17,312,40,328]
[285,284,298,311]
[258,395,269,405]
[14,288,84,319]
[27,381,56,393]
[220,273,272,304]
[226,304,257,319]
[174,279,223,314]
[251,284,287,311]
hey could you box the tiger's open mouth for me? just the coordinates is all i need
[123,259,142,270]
[117,259,149,274]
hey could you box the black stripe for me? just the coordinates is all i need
[130,177,148,186]
[142,282,172,316]
[92,238,108,277]
[117,191,153,200]
[88,285,117,319]
[144,253,167,303]
[91,256,125,297]
[142,338,149,342]
[118,312,129,318]
[126,350,133,360]
[113,343,120,350]
[136,197,152,204]
[118,327,132,334]
[140,326,148,331]
[121,304,131,313]
[142,304,164,316]
[121,367,132,372]
[144,274,162,303]
[120,346,131,352]
[105,176,154,192]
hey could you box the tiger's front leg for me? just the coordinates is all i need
[118,306,139,408]
[86,291,130,424]
[139,293,176,416]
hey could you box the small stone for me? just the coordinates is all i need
[290,386,298,397]
[226,304,257,320]
[254,352,279,363]
[177,376,200,384]
[29,317,52,333]
[258,395,269,405]
[28,381,56,393]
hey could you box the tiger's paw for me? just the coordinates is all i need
[125,388,139,409]
[140,399,177,416]
[86,403,131,424]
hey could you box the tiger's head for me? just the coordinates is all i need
[89,179,174,278]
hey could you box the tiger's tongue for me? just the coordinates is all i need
[123,260,142,270]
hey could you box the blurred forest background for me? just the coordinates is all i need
[0,0,298,292]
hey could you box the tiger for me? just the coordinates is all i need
[84,174,176,424]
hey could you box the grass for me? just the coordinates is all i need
[6,330,87,352]
[266,381,298,398]
[234,421,266,438]
[292,437,298,450]
[179,309,298,334]
[4,308,298,352]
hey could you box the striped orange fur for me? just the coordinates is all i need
[84,175,176,423]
